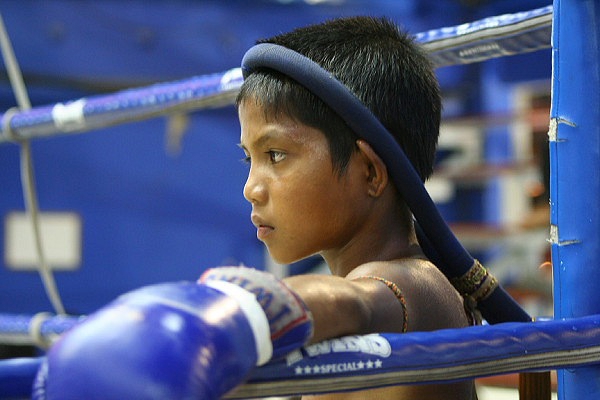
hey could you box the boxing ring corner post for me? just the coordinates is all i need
[551,0,600,398]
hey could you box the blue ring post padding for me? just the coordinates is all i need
[241,43,530,324]
[551,0,600,398]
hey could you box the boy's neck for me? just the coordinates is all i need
[319,182,420,277]
[321,221,421,277]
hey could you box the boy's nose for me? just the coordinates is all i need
[243,170,267,205]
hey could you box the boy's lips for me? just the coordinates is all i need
[251,214,274,240]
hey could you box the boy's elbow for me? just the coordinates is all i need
[282,275,374,341]
[329,284,374,338]
[353,295,375,334]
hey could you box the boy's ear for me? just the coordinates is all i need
[356,140,388,197]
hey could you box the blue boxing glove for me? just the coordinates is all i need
[199,266,314,361]
[33,267,313,400]
[32,278,283,400]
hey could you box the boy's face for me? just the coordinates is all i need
[238,99,369,265]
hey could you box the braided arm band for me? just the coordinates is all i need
[360,276,408,333]
[450,260,499,324]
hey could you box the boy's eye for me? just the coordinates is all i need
[268,150,286,164]
[240,152,251,165]
[240,151,285,165]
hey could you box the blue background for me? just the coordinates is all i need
[0,0,551,314]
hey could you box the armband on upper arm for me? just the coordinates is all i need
[358,276,408,333]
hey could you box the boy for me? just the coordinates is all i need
[237,16,477,400]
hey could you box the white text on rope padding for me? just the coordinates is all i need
[284,334,390,376]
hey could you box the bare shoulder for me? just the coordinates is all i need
[347,258,470,332]
[301,260,476,399]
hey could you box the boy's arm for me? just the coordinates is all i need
[283,260,470,343]
[284,270,477,400]
[283,273,407,343]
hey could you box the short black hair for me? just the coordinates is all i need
[237,16,441,181]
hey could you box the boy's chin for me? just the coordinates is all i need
[267,249,309,267]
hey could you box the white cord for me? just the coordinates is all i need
[28,312,54,349]
[0,12,66,315]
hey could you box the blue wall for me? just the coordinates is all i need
[0,0,551,314]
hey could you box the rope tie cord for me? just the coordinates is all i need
[28,312,54,349]
[450,260,498,324]
[450,259,498,301]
